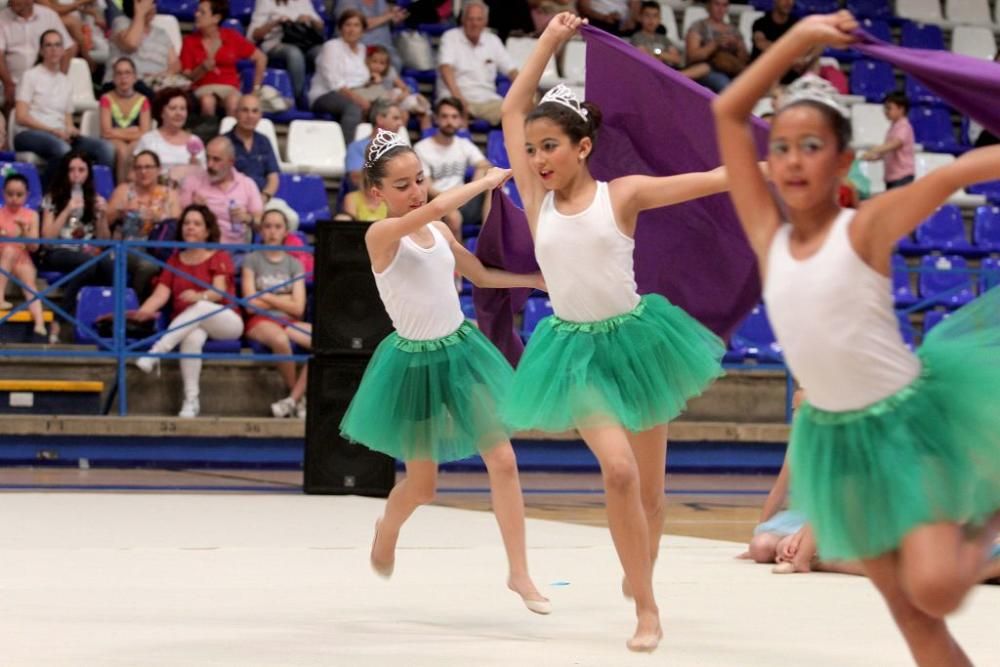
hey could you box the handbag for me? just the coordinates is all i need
[710,49,746,77]
[281,21,326,53]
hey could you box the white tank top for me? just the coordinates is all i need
[535,181,641,322]
[373,226,465,340]
[764,209,921,411]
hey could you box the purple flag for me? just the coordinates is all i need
[474,25,768,364]
[852,31,1000,136]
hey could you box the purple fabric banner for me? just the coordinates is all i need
[473,25,768,364]
[852,30,1000,136]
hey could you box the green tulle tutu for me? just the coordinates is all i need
[501,294,725,433]
[791,287,1000,562]
[339,321,512,463]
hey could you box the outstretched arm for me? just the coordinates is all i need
[431,222,546,290]
[501,12,584,222]
[712,13,857,261]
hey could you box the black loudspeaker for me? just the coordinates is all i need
[304,355,396,496]
[313,222,394,355]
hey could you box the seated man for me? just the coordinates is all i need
[577,0,638,36]
[226,93,280,204]
[344,99,405,190]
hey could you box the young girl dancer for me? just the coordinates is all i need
[713,12,1000,666]
[340,130,550,615]
[501,13,737,651]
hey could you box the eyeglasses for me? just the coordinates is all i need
[42,42,63,48]
[134,164,159,170]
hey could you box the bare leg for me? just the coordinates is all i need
[863,553,972,667]
[223,90,240,117]
[13,262,45,333]
[0,245,18,308]
[578,424,662,652]
[370,459,438,577]
[479,442,549,612]
[621,423,668,599]
[248,320,296,390]
[112,139,133,184]
[198,92,217,118]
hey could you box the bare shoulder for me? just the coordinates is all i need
[429,219,456,242]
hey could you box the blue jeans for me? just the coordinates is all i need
[697,69,732,93]
[14,130,116,186]
[266,43,322,101]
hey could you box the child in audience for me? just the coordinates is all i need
[862,92,915,189]
[0,174,47,341]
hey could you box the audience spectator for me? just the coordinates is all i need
[751,0,802,84]
[181,0,266,118]
[631,2,709,80]
[357,45,431,129]
[226,93,280,202]
[36,0,108,70]
[180,136,263,250]
[36,151,111,342]
[577,0,638,36]
[100,57,152,183]
[484,0,534,41]
[248,0,325,102]
[106,149,180,297]
[436,1,517,127]
[13,30,114,185]
[0,0,76,108]
[0,173,47,341]
[413,97,490,232]
[339,184,388,222]
[685,0,748,93]
[133,204,244,418]
[309,9,370,146]
[529,0,576,34]
[336,0,407,73]
[134,87,206,181]
[345,98,405,188]
[106,0,180,98]
[241,207,311,419]
[862,92,915,190]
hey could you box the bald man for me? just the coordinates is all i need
[226,93,280,202]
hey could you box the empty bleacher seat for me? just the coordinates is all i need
[945,0,991,24]
[859,18,892,42]
[905,76,945,108]
[221,17,244,34]
[918,254,975,307]
[981,257,1000,292]
[727,304,783,363]
[156,0,196,21]
[505,37,562,90]
[459,294,476,323]
[896,0,944,23]
[92,165,115,200]
[657,2,682,42]
[79,109,101,138]
[275,173,331,233]
[849,59,895,102]
[228,0,253,23]
[850,103,890,148]
[522,298,553,340]
[847,0,894,19]
[973,205,1000,251]
[950,26,997,60]
[486,130,509,168]
[561,40,586,86]
[892,254,918,306]
[74,286,140,345]
[916,152,986,207]
[738,11,762,52]
[797,0,840,13]
[909,106,963,154]
[912,204,976,254]
[900,21,945,49]
[285,120,347,178]
[922,309,950,333]
[69,58,98,112]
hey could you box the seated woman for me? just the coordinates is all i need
[133,87,206,183]
[106,150,180,298]
[100,57,152,184]
[248,0,325,102]
[105,0,181,98]
[684,0,749,93]
[308,9,371,146]
[181,0,266,118]
[133,204,244,418]
[0,174,47,341]
[241,207,311,419]
[36,151,112,343]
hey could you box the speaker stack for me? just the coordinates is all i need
[304,223,396,496]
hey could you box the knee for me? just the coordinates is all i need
[905,572,966,618]
[640,489,665,518]
[602,457,639,495]
[270,334,292,354]
[179,332,207,353]
[483,444,517,478]
[748,534,779,564]
[410,478,437,505]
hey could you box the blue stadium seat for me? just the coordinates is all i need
[156,0,196,20]
[463,237,477,254]
[245,69,315,121]
[847,0,893,19]
[849,59,895,103]
[859,18,892,42]
[981,257,1000,293]
[750,0,773,10]
[728,304,783,363]
[222,17,245,35]
[918,255,975,308]
[459,295,477,322]
[922,309,949,334]
[401,67,437,85]
[967,178,1000,201]
[911,205,976,255]
[469,118,493,133]
[0,161,43,209]
[74,286,140,345]
[796,0,840,13]
[909,106,964,154]
[275,174,331,233]
[417,22,454,38]
[92,164,114,200]
[522,297,552,340]
[900,22,944,50]
[892,254,918,307]
[973,205,1000,252]
[228,0,253,24]
[486,130,509,168]
[204,339,242,354]
[502,180,524,209]
[896,311,916,348]
[905,76,945,108]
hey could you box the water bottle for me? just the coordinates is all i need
[69,184,84,228]
[228,199,242,235]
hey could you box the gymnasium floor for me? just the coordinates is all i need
[1,469,997,666]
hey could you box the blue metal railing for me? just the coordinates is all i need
[0,236,313,415]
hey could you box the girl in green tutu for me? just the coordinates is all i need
[340,129,551,615]
[501,14,739,652]
[714,11,1000,665]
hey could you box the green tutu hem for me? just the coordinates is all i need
[339,321,513,463]
[791,286,1000,561]
[501,294,725,433]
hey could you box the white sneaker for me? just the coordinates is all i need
[295,397,306,420]
[135,356,159,374]
[271,396,296,418]
[179,397,200,418]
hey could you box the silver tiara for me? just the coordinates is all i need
[538,84,588,121]
[779,77,848,119]
[366,129,408,167]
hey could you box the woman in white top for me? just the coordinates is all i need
[248,0,324,100]
[307,9,370,145]
[714,11,1000,665]
[133,87,206,183]
[502,15,735,652]
[340,130,551,616]
[13,30,115,185]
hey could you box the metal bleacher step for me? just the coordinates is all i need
[0,379,105,415]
